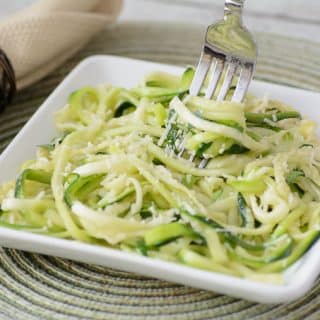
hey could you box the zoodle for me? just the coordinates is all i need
[1,68,319,283]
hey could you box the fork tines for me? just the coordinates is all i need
[189,48,254,103]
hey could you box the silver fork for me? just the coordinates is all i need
[159,0,257,168]
[190,0,257,101]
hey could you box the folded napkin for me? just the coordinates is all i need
[0,0,123,90]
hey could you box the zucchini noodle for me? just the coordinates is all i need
[1,67,319,284]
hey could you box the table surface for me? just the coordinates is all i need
[1,0,320,42]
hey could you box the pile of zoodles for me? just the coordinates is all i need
[1,68,319,283]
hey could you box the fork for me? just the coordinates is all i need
[190,0,257,101]
[159,0,257,168]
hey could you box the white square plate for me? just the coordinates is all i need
[1,55,320,304]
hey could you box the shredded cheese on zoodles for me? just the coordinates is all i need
[0,67,319,284]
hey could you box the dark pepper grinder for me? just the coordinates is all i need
[0,48,16,113]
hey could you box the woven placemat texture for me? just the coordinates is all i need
[0,22,320,320]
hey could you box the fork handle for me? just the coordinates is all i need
[224,0,245,16]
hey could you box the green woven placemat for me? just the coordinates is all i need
[0,22,320,320]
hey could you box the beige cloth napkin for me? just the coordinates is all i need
[0,0,123,89]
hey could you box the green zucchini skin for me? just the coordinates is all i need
[229,235,293,269]
[180,210,265,251]
[39,134,68,151]
[178,248,238,276]
[213,120,244,132]
[237,193,255,228]
[244,111,301,132]
[144,222,199,247]
[14,169,52,198]
[98,188,135,209]
[245,111,301,124]
[114,102,136,118]
[64,174,103,207]
[180,67,195,91]
[237,192,248,227]
[180,209,309,271]
[136,239,148,256]
[260,230,320,272]
[223,144,249,155]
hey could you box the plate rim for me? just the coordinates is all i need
[0,54,320,304]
